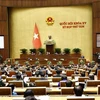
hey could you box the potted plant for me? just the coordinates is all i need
[68,61,74,65]
[29,48,36,54]
[20,48,27,54]
[64,48,70,54]
[14,60,19,65]
[47,61,52,65]
[91,60,95,67]
[79,59,85,65]
[3,60,8,65]
[25,61,30,66]
[35,60,40,66]
[72,48,81,54]
[57,61,62,66]
[55,48,61,54]
[38,48,45,54]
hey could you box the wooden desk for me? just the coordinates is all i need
[0,95,100,100]
[84,87,98,94]
[14,87,61,95]
[14,87,98,95]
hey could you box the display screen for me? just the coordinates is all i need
[97,33,100,47]
[0,36,4,49]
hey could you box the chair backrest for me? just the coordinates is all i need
[52,77,61,82]
[86,80,100,87]
[0,71,3,75]
[6,77,16,82]
[29,77,41,82]
[1,75,6,79]
[0,87,12,96]
[27,87,46,95]
[8,80,24,87]
[60,81,66,87]
[78,77,89,82]
[61,87,74,95]
[66,70,74,76]
[98,85,100,94]
[25,71,32,77]
[97,70,100,80]
[9,71,16,77]
[67,96,95,100]
[35,80,50,87]
[51,70,56,75]
[60,81,75,87]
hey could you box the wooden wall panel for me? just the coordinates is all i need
[93,18,100,52]
[93,2,100,18]
[0,21,8,35]
[93,18,100,32]
[0,0,94,7]
[92,1,100,61]
[0,6,8,60]
[4,35,9,49]
[0,7,7,20]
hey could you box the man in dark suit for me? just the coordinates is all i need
[74,85,83,96]
[53,69,63,77]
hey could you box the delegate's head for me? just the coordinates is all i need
[74,85,83,96]
[48,35,52,39]
[24,89,34,97]
[56,69,62,74]
[16,73,22,80]
[89,73,94,80]
[66,80,73,87]
[61,75,67,80]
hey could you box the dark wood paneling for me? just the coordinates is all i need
[0,0,94,7]
[3,49,9,60]
[93,18,100,54]
[0,49,9,61]
[0,6,7,20]
[0,6,8,60]
[4,35,9,49]
[0,21,8,35]
[93,2,100,18]
[93,18,100,33]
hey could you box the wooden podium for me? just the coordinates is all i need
[46,44,54,54]
[44,39,55,54]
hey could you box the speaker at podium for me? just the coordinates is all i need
[44,35,55,54]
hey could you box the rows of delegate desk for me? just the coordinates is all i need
[1,75,100,100]
[4,76,100,95]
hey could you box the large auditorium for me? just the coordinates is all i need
[0,0,100,100]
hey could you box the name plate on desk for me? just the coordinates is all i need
[13,97,25,100]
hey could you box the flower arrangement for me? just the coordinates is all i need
[47,61,52,65]
[64,48,70,54]
[25,61,30,66]
[35,61,40,66]
[69,61,74,65]
[57,61,62,65]
[72,48,81,54]
[38,48,45,54]
[29,48,36,54]
[55,48,61,54]
[20,48,27,54]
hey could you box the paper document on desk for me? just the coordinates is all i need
[13,97,25,100]
[24,77,29,83]
[35,95,49,100]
